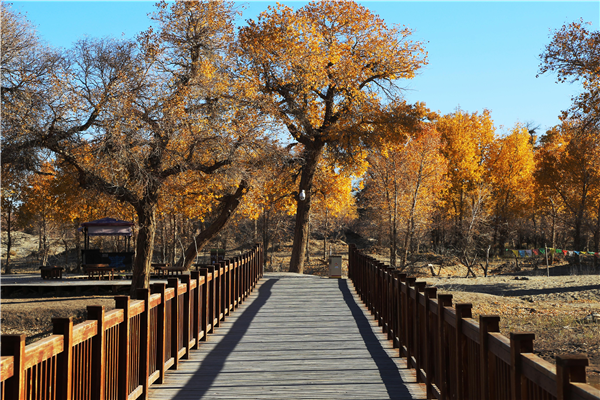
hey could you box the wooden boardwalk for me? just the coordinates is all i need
[148,273,426,400]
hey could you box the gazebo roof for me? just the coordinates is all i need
[80,218,134,236]
[81,217,134,227]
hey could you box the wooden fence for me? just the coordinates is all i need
[0,244,263,400]
[348,244,600,400]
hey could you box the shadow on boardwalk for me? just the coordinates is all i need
[154,274,424,400]
[172,278,279,399]
[338,279,412,400]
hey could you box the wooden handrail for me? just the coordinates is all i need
[348,244,600,400]
[0,244,263,400]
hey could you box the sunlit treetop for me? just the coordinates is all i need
[238,0,429,152]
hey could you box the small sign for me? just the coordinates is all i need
[329,256,342,278]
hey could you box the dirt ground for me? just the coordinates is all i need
[1,234,599,388]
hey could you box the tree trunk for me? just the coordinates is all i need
[305,212,311,264]
[401,159,424,269]
[323,207,328,260]
[178,180,248,271]
[484,245,490,277]
[390,192,398,268]
[63,235,69,267]
[551,201,556,265]
[131,201,157,295]
[254,217,258,243]
[573,207,585,251]
[75,223,81,272]
[4,204,12,273]
[263,208,269,270]
[289,143,324,273]
[42,216,49,267]
[595,202,600,269]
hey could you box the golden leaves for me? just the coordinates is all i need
[238,0,427,144]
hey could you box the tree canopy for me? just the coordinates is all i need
[238,0,429,272]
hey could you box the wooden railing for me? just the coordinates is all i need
[348,244,600,400]
[0,244,263,400]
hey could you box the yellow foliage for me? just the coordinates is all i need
[487,124,536,217]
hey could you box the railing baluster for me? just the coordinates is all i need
[86,306,105,400]
[480,315,500,400]
[190,271,201,348]
[136,288,151,400]
[180,275,192,360]
[114,296,130,400]
[51,317,73,400]
[151,283,166,384]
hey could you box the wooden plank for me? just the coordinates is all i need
[104,309,125,330]
[461,318,480,344]
[521,353,557,397]
[149,293,162,309]
[23,335,63,370]
[489,332,511,364]
[129,300,145,318]
[72,320,98,346]
[148,273,426,400]
[0,356,14,382]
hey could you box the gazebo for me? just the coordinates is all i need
[79,218,135,269]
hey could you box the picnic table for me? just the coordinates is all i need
[40,266,63,280]
[84,264,115,280]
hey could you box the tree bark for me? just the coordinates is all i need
[390,190,398,268]
[305,212,311,264]
[289,143,324,274]
[177,180,248,271]
[131,201,157,295]
[4,204,12,273]
[263,208,269,270]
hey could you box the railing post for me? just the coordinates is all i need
[52,317,73,400]
[391,271,402,349]
[231,257,239,309]
[1,334,25,400]
[479,315,500,400]
[198,268,211,338]
[136,288,151,400]
[436,293,452,400]
[241,254,247,300]
[455,303,473,400]
[151,283,166,383]
[214,264,223,328]
[556,354,589,400]
[404,277,416,363]
[87,306,106,400]
[258,243,264,279]
[167,278,180,369]
[396,274,407,354]
[206,266,216,333]
[510,332,535,400]
[413,281,427,381]
[191,271,202,348]
[384,267,394,337]
[115,296,131,400]
[423,286,437,392]
[224,260,231,317]
[181,275,192,360]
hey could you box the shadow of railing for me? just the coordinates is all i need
[173,278,279,399]
[338,279,413,400]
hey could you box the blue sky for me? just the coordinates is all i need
[9,1,599,135]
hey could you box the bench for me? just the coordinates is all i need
[153,263,185,277]
[40,266,63,280]
[84,264,115,280]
